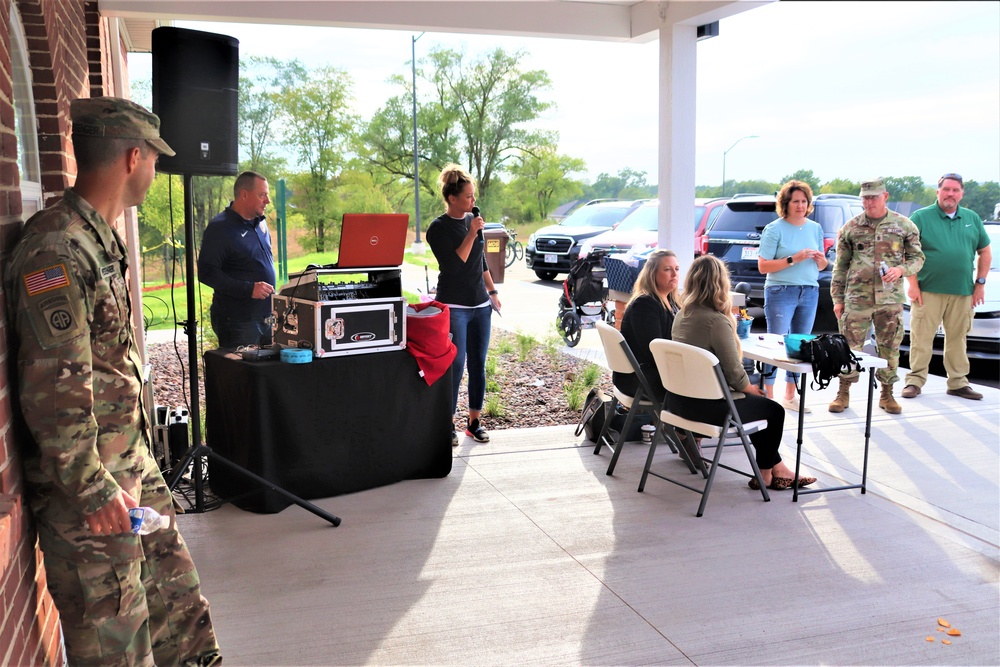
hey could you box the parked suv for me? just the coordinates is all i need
[578,200,660,259]
[702,193,864,330]
[526,199,648,280]
[577,197,729,259]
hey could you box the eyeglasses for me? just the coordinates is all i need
[938,173,963,186]
[861,195,884,202]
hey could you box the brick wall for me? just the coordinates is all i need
[1,2,108,664]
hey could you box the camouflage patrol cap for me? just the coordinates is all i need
[859,178,887,196]
[70,96,175,156]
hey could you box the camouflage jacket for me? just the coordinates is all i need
[831,209,924,307]
[5,189,149,560]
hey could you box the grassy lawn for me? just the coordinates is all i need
[141,283,212,331]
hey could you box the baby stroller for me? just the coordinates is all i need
[557,247,615,347]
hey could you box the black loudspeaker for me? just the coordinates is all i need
[151,27,239,176]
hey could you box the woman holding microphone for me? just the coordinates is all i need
[426,164,501,445]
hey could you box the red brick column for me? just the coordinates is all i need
[1,1,103,664]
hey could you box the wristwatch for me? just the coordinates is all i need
[975,277,986,285]
[488,290,499,295]
[786,256,794,264]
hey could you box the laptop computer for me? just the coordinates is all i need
[335,213,409,268]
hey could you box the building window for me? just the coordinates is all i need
[10,2,42,217]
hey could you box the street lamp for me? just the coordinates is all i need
[722,135,759,197]
[411,32,425,250]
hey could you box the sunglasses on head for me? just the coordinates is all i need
[938,173,963,186]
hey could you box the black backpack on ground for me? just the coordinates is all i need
[576,387,652,442]
[577,388,611,441]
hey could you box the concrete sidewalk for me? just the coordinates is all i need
[179,379,999,665]
[170,256,999,665]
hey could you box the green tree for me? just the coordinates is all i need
[695,185,720,198]
[884,176,928,203]
[279,66,359,252]
[138,174,186,283]
[587,169,655,200]
[732,179,778,197]
[508,148,586,220]
[960,180,1000,220]
[359,45,557,222]
[239,56,307,176]
[819,178,859,195]
[335,169,394,215]
[780,169,821,193]
[426,46,553,212]
[356,81,458,221]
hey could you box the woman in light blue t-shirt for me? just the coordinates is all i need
[757,180,828,412]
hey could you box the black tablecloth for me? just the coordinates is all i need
[204,349,453,513]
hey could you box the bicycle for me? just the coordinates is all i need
[504,230,524,268]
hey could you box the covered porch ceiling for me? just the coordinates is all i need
[101,0,772,52]
[100,0,774,265]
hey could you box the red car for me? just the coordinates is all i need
[694,197,729,256]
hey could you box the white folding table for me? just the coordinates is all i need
[739,333,888,501]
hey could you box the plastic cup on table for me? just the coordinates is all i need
[736,317,753,339]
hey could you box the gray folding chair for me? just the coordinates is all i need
[594,322,682,476]
[641,339,770,517]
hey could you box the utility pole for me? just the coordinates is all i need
[411,32,426,253]
[722,135,758,197]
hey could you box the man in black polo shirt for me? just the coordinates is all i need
[199,171,276,347]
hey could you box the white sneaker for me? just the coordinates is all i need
[782,398,811,413]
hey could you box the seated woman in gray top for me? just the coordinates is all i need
[671,255,816,491]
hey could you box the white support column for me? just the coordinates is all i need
[657,22,698,274]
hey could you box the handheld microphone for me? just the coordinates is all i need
[472,206,482,239]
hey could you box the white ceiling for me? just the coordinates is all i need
[102,0,771,52]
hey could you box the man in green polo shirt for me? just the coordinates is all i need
[902,173,992,400]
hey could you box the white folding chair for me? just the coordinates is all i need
[594,322,682,476]
[641,339,770,517]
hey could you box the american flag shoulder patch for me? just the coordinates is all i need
[24,264,71,296]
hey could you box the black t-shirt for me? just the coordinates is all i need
[613,293,677,401]
[426,213,490,307]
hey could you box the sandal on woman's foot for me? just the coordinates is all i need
[767,476,795,491]
[796,475,817,488]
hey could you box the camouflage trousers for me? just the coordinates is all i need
[838,303,903,385]
[41,456,221,666]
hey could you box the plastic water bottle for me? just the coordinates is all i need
[879,261,891,289]
[128,507,170,535]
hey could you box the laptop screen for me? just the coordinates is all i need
[336,213,409,268]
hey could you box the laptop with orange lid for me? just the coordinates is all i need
[335,213,409,268]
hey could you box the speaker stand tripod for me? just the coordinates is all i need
[164,173,340,527]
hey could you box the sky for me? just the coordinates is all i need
[128,1,1000,189]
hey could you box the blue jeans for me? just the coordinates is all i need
[448,305,492,414]
[763,285,818,386]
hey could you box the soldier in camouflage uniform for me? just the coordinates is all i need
[5,98,221,666]
[829,177,924,414]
